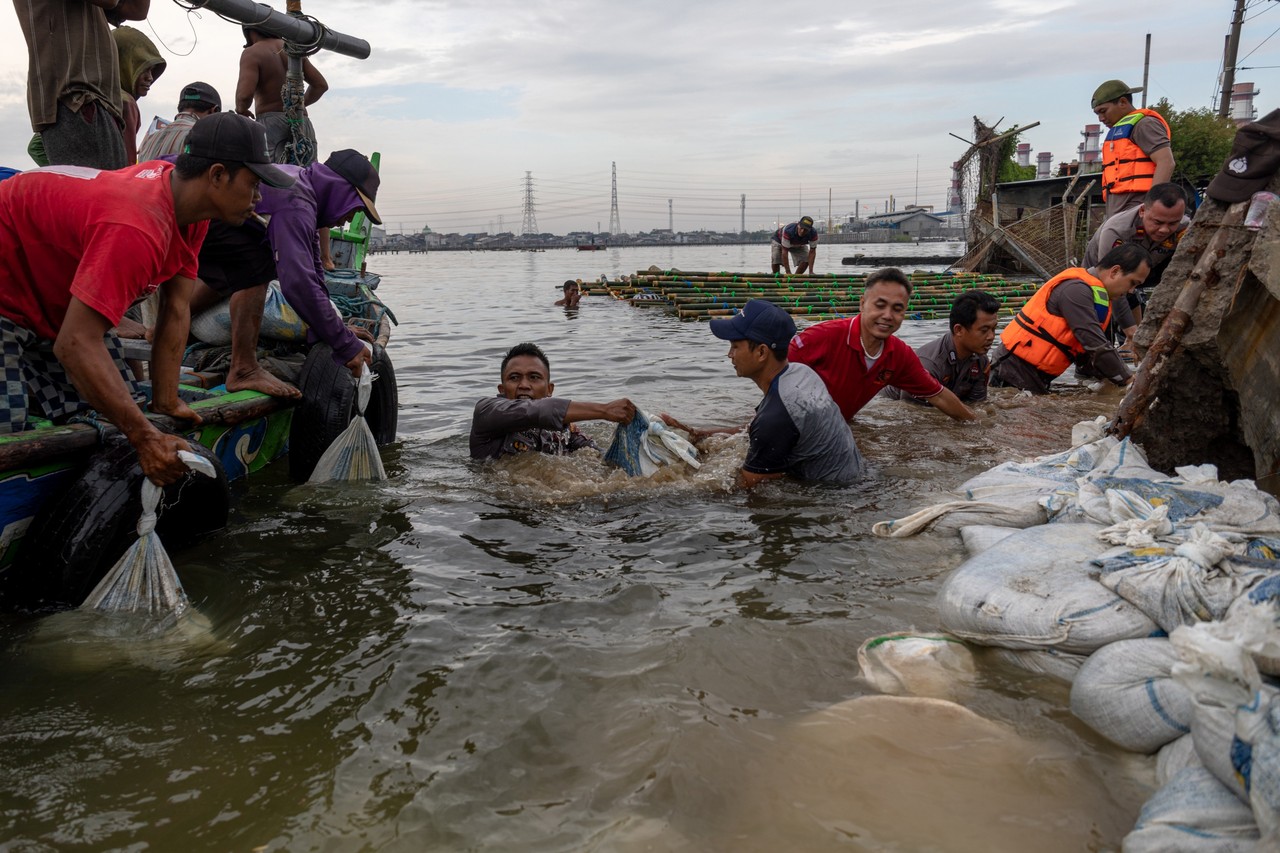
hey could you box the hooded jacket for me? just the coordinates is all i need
[257,163,368,367]
[112,26,166,163]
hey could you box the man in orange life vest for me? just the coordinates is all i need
[989,243,1151,395]
[1093,79,1175,219]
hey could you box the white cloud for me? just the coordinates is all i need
[0,0,1274,232]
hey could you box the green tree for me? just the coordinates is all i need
[996,132,1036,183]
[1151,98,1238,184]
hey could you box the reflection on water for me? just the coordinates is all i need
[0,246,1144,850]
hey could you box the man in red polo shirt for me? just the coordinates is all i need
[787,267,979,422]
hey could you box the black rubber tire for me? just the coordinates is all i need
[288,342,398,481]
[6,435,231,610]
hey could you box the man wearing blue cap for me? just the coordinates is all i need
[662,299,863,487]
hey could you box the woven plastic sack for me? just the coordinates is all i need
[936,523,1158,655]
[1122,766,1260,853]
[604,411,699,477]
[80,450,216,614]
[1069,638,1193,753]
[307,357,387,483]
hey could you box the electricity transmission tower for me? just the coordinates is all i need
[668,199,673,232]
[521,171,538,235]
[608,162,622,234]
[740,194,746,234]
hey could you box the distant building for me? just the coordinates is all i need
[1078,124,1101,168]
[1231,82,1260,126]
[1036,151,1053,180]
[862,208,945,238]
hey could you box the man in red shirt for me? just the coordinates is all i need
[787,268,979,422]
[0,112,293,485]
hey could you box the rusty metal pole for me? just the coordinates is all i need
[1109,202,1248,438]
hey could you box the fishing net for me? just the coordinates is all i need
[81,450,216,614]
[604,411,701,477]
[307,360,387,483]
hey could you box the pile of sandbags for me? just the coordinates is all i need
[861,424,1280,848]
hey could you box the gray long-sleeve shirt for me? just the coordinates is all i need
[992,278,1131,394]
[469,396,597,460]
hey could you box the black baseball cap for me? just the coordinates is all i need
[1207,108,1280,204]
[709,299,796,354]
[183,113,294,188]
[324,149,382,224]
[178,81,220,113]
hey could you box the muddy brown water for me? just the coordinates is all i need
[0,245,1154,851]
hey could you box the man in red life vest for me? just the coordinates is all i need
[990,243,1152,395]
[1093,79,1175,219]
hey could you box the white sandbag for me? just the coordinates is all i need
[856,632,976,699]
[1171,606,1280,805]
[937,523,1159,654]
[1235,681,1280,838]
[1157,735,1203,787]
[1078,461,1280,538]
[1098,526,1271,633]
[959,525,1021,557]
[873,435,1121,537]
[1227,575,1280,675]
[984,647,1089,684]
[1121,766,1260,853]
[1070,638,1193,753]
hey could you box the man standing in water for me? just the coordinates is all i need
[662,299,863,487]
[989,244,1151,394]
[788,268,978,422]
[0,113,295,485]
[770,216,819,275]
[470,342,636,460]
[882,289,1000,405]
[236,26,329,165]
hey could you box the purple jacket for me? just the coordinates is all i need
[256,164,366,366]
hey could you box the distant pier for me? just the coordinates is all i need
[841,254,961,266]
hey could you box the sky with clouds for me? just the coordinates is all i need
[1,0,1277,234]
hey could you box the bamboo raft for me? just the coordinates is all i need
[584,270,1036,321]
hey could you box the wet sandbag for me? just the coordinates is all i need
[1171,605,1280,806]
[856,632,976,699]
[984,647,1090,684]
[1158,734,1203,787]
[959,524,1020,557]
[604,411,699,477]
[1078,463,1280,538]
[873,433,1125,537]
[937,523,1159,654]
[1122,766,1260,853]
[1070,638,1193,753]
[1097,526,1273,633]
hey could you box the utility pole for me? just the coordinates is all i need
[521,171,538,235]
[608,161,622,234]
[1141,34,1151,108]
[1220,0,1248,119]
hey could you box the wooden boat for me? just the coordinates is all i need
[0,0,390,608]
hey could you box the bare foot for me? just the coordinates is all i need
[226,365,302,399]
